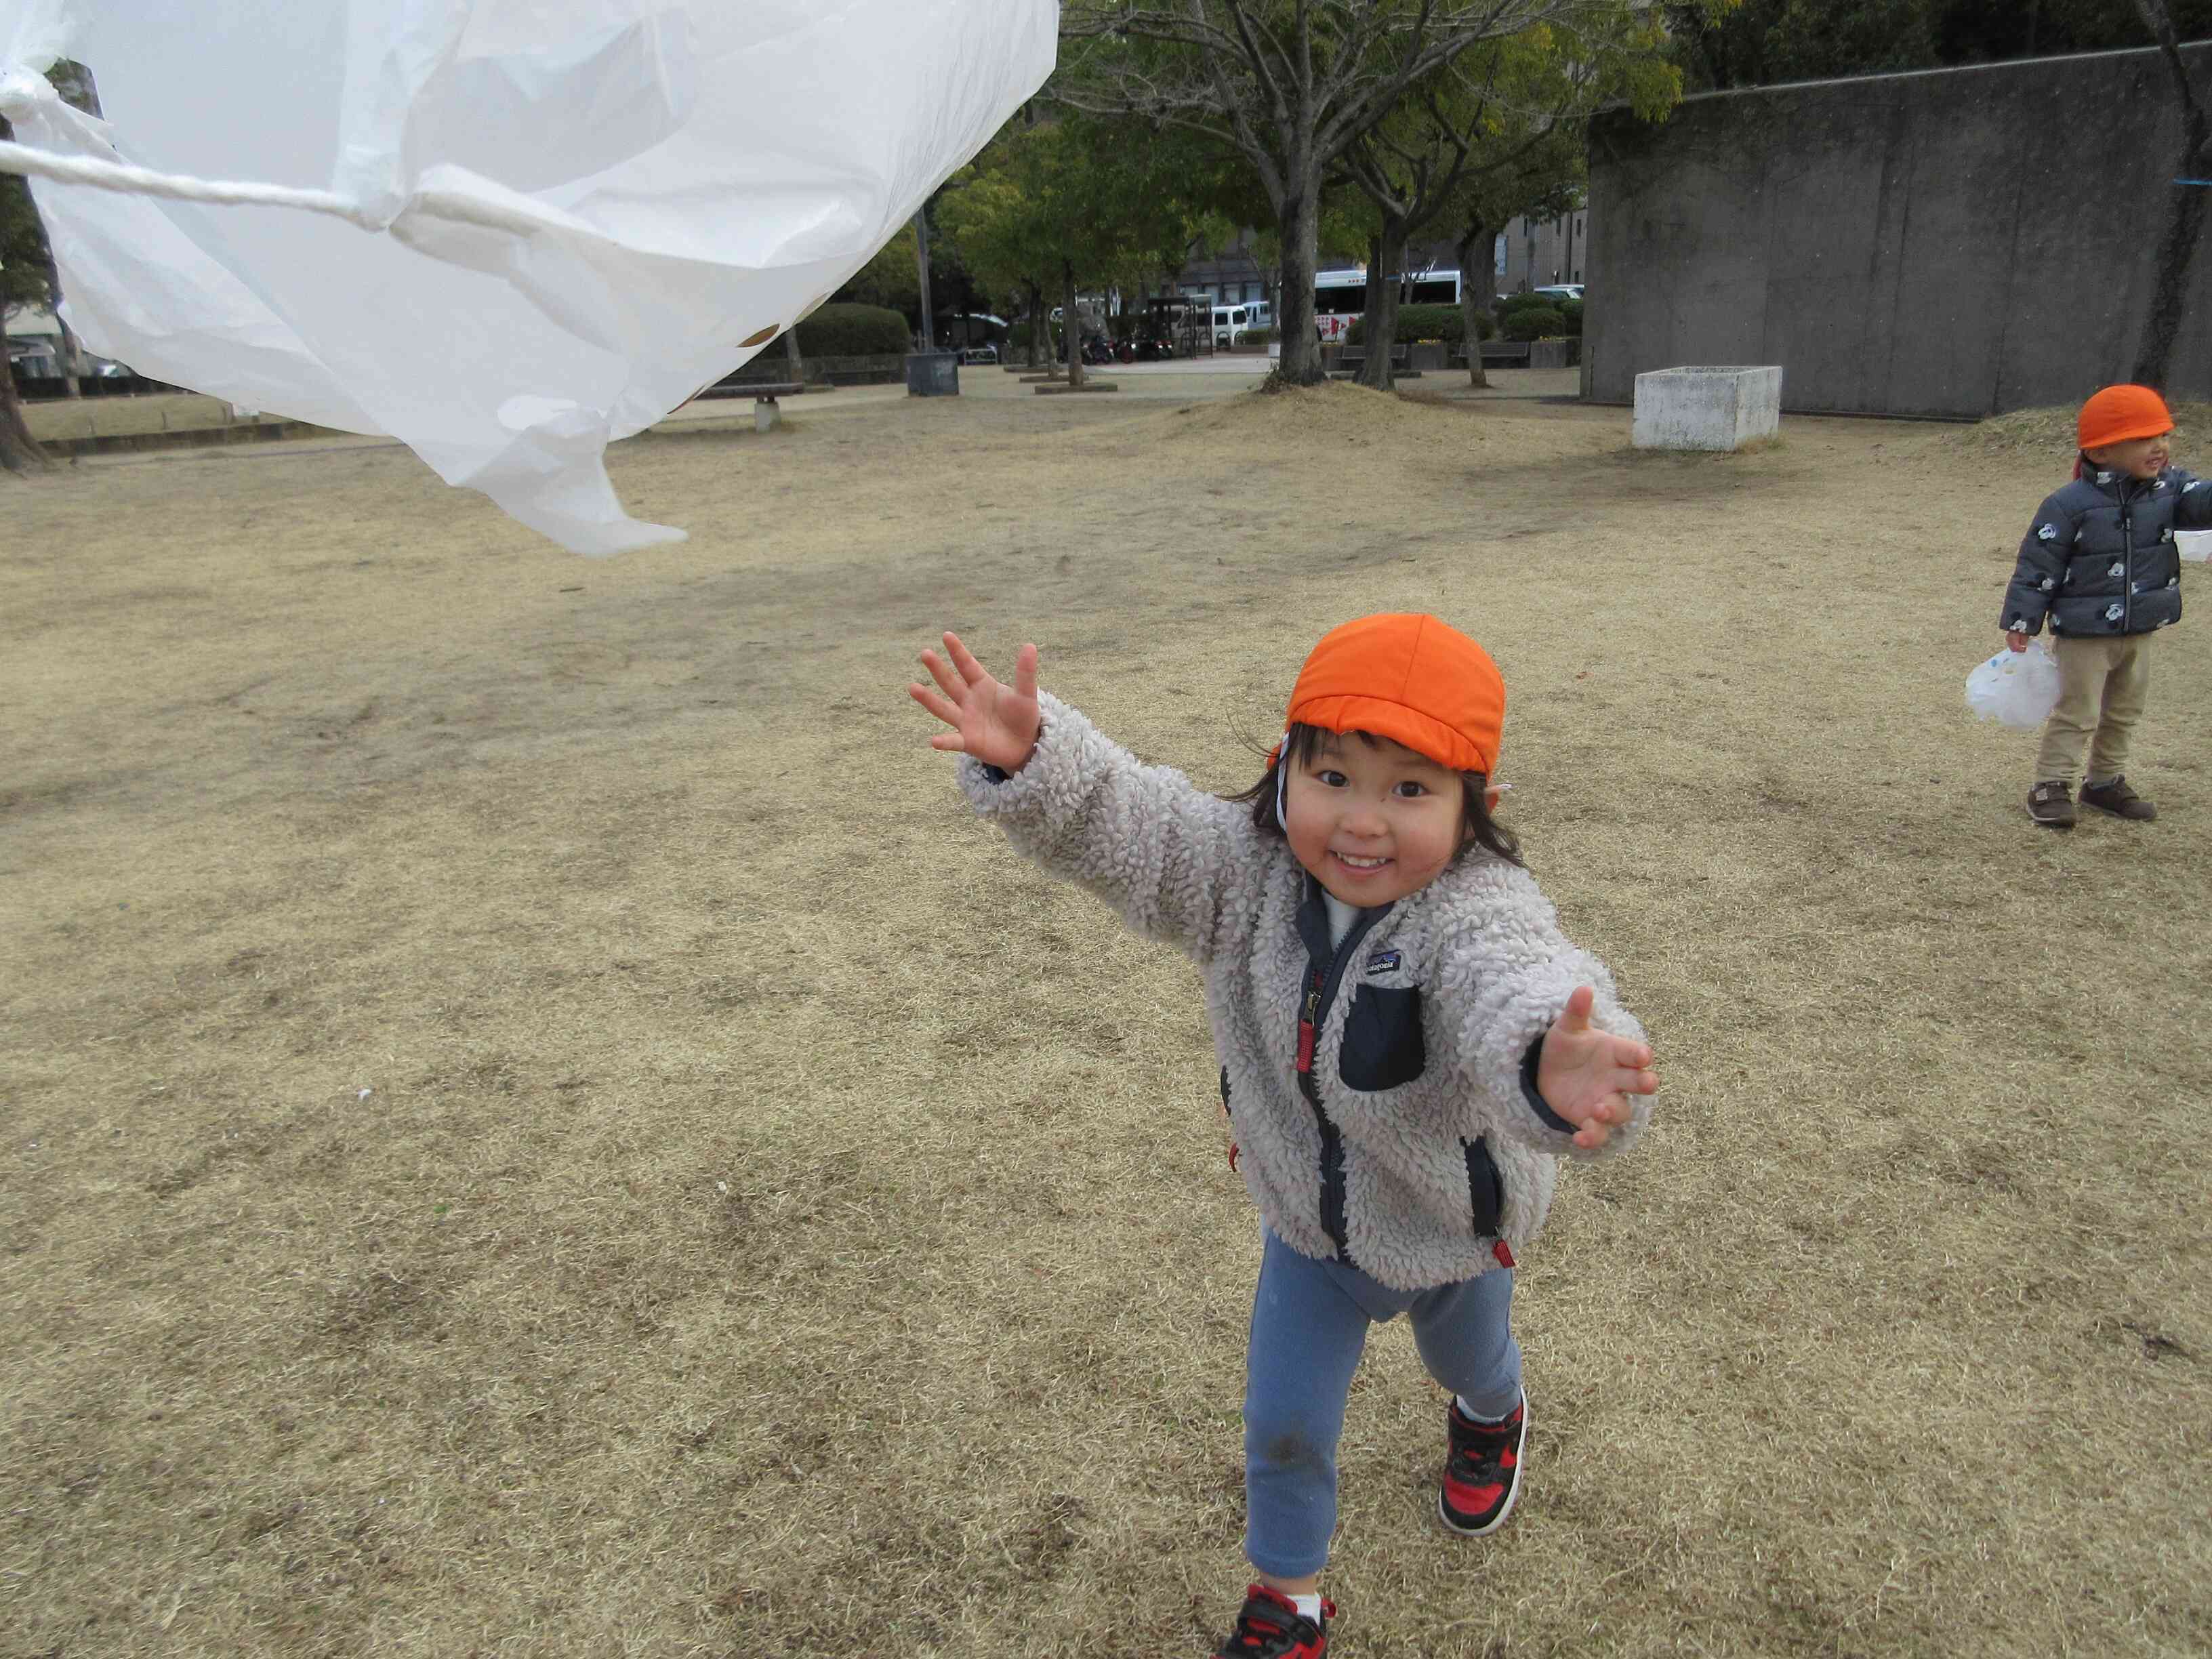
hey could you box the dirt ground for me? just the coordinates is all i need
[5,372,2209,1659]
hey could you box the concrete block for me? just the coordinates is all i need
[1529,338,1581,369]
[754,400,780,433]
[1633,365,1782,451]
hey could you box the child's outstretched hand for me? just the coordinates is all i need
[909,632,1042,774]
[1536,986,1658,1150]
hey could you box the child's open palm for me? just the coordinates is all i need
[1536,986,1658,1150]
[909,632,1041,774]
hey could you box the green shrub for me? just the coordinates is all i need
[1557,298,1583,338]
[1242,327,1277,344]
[1501,304,1564,342]
[1344,304,1494,347]
[794,303,910,357]
[1504,291,1574,321]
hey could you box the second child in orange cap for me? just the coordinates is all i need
[908,613,1657,1656]
[2001,384,2210,827]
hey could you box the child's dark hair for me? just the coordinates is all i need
[1224,724,1523,868]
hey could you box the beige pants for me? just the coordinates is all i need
[2034,634,2154,787]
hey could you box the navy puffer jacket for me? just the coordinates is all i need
[2001,463,2212,638]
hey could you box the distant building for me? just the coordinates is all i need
[1498,208,1588,295]
[1177,230,1274,306]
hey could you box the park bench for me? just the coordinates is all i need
[696,377,808,430]
[1452,342,1532,369]
[742,382,804,430]
[1328,346,1419,379]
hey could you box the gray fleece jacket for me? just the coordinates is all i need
[959,693,1651,1292]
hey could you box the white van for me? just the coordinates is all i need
[1212,302,1269,346]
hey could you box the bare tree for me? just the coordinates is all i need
[1450,157,1576,386]
[2129,0,2209,389]
[1058,1,1616,385]
[1338,84,1483,391]
[33,62,102,400]
[1339,43,1612,390]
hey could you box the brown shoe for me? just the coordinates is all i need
[2027,781,2075,827]
[2079,776,2156,821]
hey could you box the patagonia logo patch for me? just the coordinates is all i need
[1366,950,1402,975]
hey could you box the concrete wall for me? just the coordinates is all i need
[1582,44,2212,417]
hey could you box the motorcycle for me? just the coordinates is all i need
[1080,331,1117,366]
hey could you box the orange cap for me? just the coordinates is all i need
[1283,614,1504,776]
[2077,385,2174,451]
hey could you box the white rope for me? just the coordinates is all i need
[0,138,387,230]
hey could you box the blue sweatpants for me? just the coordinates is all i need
[1243,1227,1521,1578]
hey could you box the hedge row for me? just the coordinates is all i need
[9,372,181,400]
[790,302,910,357]
[1500,305,1565,342]
[1496,291,1583,338]
[1343,304,1496,346]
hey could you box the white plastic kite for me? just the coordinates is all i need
[0,1,1057,553]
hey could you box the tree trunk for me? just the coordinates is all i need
[781,323,805,385]
[1456,218,1495,390]
[1272,168,1324,386]
[2133,178,2209,388]
[44,68,97,398]
[1063,260,1085,390]
[1026,281,1044,368]
[0,370,52,474]
[2129,40,2209,386]
[52,303,83,399]
[1355,224,1407,392]
[2114,5,2203,387]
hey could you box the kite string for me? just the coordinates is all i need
[0,138,389,230]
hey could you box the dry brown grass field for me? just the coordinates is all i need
[5,375,2209,1659]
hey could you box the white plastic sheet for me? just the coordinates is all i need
[0,1,1057,554]
[1965,643,2061,731]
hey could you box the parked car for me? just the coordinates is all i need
[1532,284,1583,303]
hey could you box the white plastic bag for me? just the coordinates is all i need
[1965,643,2061,730]
[0,0,1057,555]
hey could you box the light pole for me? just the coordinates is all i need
[912,208,935,352]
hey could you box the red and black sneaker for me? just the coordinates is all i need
[1210,1584,1334,1658]
[1438,1389,1526,1537]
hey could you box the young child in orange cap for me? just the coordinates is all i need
[909,614,1657,1658]
[2001,384,2212,827]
